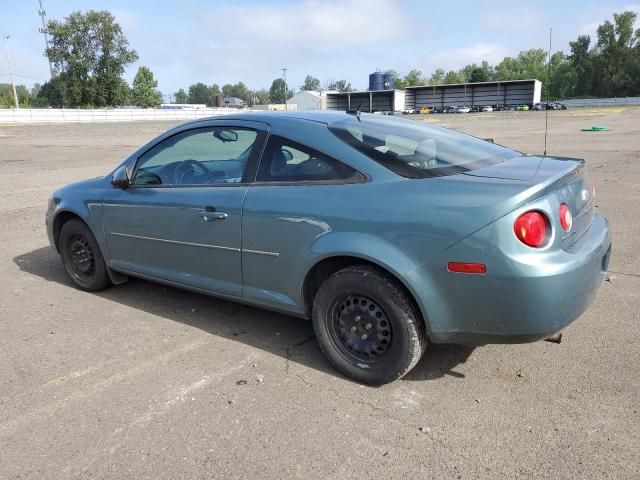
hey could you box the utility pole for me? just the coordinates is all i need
[38,0,54,78]
[282,67,287,110]
[3,35,19,109]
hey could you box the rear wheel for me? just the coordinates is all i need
[312,265,427,385]
[59,219,111,291]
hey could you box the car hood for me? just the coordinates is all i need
[52,176,107,199]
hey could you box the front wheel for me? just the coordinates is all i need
[312,265,427,385]
[59,219,111,292]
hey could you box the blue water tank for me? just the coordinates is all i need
[383,72,396,90]
[369,71,384,91]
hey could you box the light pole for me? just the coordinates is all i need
[38,0,54,78]
[3,35,19,109]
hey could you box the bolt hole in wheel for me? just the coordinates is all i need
[330,294,393,363]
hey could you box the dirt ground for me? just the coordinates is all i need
[1,108,638,479]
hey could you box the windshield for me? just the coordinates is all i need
[328,114,520,178]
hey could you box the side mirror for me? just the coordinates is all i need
[111,166,130,188]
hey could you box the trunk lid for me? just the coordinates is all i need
[462,154,543,181]
[464,155,595,248]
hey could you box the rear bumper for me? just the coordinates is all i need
[424,214,611,344]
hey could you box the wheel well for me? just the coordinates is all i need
[302,256,424,324]
[52,211,84,251]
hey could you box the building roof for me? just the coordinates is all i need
[326,89,404,96]
[405,79,541,89]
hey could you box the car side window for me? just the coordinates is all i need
[256,135,360,183]
[131,127,259,186]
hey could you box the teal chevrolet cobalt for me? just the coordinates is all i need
[46,111,611,384]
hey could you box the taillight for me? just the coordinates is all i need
[514,211,548,247]
[559,203,572,231]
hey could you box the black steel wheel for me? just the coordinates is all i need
[59,219,111,291]
[312,264,427,385]
[329,294,393,364]
[67,234,96,280]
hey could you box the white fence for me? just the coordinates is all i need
[0,107,248,124]
[559,97,640,107]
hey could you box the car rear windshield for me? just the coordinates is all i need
[328,114,520,178]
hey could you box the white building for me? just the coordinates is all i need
[224,97,245,107]
[287,90,338,110]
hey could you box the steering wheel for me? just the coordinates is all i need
[173,159,212,184]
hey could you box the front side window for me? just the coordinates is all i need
[131,127,259,186]
[256,135,360,183]
[329,114,520,178]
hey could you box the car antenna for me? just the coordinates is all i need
[544,27,552,156]
[346,102,363,121]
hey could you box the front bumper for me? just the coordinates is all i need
[45,199,57,251]
[422,214,611,344]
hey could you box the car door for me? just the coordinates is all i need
[102,120,268,296]
[242,133,365,312]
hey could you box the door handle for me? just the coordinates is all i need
[200,206,228,221]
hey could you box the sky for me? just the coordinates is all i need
[1,0,638,97]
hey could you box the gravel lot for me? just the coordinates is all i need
[1,109,638,479]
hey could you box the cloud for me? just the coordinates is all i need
[117,0,415,92]
[199,0,412,45]
[480,6,543,31]
[423,43,509,72]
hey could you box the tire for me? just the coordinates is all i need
[312,265,427,385]
[59,219,111,292]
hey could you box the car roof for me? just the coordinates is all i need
[193,110,351,125]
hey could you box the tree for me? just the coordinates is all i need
[591,11,639,97]
[443,70,466,84]
[461,61,494,83]
[327,79,354,92]
[428,69,446,85]
[269,78,294,103]
[403,69,425,87]
[187,82,220,105]
[222,82,251,102]
[174,88,188,104]
[43,10,138,107]
[252,88,270,105]
[37,77,66,107]
[131,66,162,107]
[568,35,593,97]
[301,75,321,91]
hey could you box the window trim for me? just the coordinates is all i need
[251,133,368,186]
[127,126,267,189]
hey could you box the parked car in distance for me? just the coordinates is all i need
[546,101,568,110]
[446,105,460,113]
[419,106,431,114]
[457,106,471,113]
[480,105,494,112]
[46,111,611,385]
[532,103,545,111]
